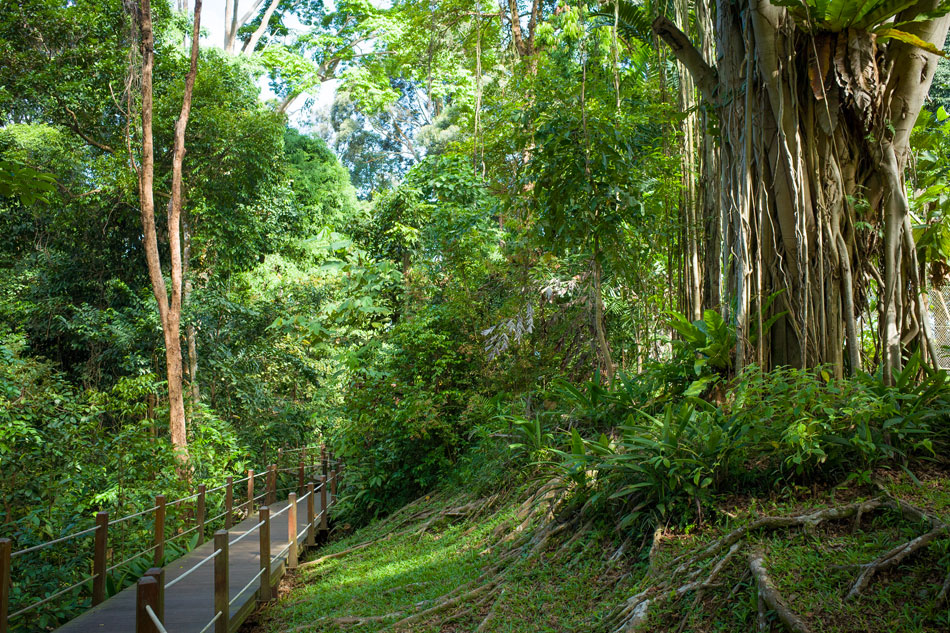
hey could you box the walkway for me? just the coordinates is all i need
[51,490,332,633]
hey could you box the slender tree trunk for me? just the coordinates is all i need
[182,207,200,409]
[135,0,203,461]
[224,0,233,49]
[241,0,281,54]
[592,247,615,382]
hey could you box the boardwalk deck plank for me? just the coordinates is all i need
[50,492,328,633]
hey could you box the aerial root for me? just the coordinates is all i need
[749,553,812,633]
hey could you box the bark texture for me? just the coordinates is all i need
[655,3,950,375]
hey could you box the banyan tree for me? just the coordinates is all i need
[654,0,950,380]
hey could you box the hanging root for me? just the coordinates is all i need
[749,553,812,633]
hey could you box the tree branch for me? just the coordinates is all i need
[63,106,114,153]
[652,16,718,103]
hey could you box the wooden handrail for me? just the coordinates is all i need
[2,445,331,631]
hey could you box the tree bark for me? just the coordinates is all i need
[654,3,950,373]
[592,250,615,382]
[182,207,200,409]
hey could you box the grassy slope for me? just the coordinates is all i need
[255,469,950,633]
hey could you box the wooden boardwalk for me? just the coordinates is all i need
[51,491,330,633]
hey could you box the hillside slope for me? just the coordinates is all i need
[252,469,950,633]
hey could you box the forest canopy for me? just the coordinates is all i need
[2,0,950,630]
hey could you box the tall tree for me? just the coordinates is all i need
[655,0,950,379]
[136,0,204,458]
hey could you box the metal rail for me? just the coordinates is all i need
[145,605,169,633]
[11,524,99,558]
[165,549,220,589]
[228,520,265,546]
[197,611,222,633]
[106,543,160,573]
[9,574,98,618]
[110,503,161,526]
[229,567,265,607]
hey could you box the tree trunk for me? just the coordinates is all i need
[182,206,200,409]
[241,0,281,54]
[592,249,615,382]
[655,3,950,375]
[135,0,203,461]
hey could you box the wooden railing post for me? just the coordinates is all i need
[297,461,305,497]
[153,495,166,567]
[0,538,11,633]
[214,530,229,633]
[330,468,338,497]
[321,445,327,480]
[319,476,328,533]
[266,465,276,506]
[306,482,316,546]
[288,493,298,569]
[259,507,271,602]
[196,484,207,546]
[135,576,161,633]
[144,567,164,621]
[225,476,234,530]
[247,469,255,517]
[92,511,108,605]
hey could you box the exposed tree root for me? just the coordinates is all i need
[935,569,950,610]
[299,539,380,567]
[845,522,948,601]
[475,587,506,633]
[291,611,404,630]
[385,581,500,630]
[605,494,947,632]
[749,553,812,633]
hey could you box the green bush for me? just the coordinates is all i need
[544,359,949,534]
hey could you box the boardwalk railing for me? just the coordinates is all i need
[0,446,342,633]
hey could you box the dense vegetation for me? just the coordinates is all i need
[3,0,950,630]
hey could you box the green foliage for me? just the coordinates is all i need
[542,359,950,533]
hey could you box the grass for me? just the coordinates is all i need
[255,486,640,632]
[253,468,950,633]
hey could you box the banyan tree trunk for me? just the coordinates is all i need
[655,0,950,378]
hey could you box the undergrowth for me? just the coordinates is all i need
[255,467,950,633]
